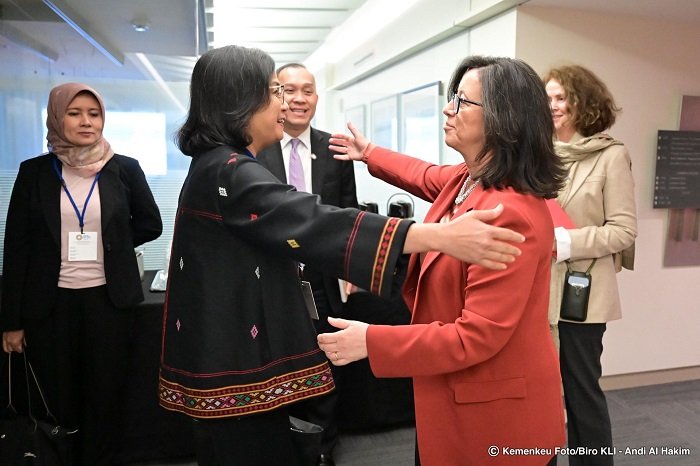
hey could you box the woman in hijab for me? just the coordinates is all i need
[1,82,162,465]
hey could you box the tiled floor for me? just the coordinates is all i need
[132,379,700,466]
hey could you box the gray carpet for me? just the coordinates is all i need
[135,378,700,465]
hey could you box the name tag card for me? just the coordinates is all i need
[68,231,98,261]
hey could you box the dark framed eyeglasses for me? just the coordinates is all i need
[270,84,285,103]
[451,94,482,114]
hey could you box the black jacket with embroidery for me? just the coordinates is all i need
[159,145,411,418]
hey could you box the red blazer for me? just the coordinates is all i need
[365,147,565,465]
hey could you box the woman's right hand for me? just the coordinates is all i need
[329,121,371,161]
[2,330,25,353]
[403,204,525,269]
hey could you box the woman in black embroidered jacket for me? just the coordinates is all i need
[159,45,525,466]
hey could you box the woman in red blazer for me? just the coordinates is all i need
[320,56,567,465]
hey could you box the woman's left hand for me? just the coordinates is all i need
[317,317,369,366]
[329,122,370,161]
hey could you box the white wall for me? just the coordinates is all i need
[317,11,517,220]
[314,2,700,378]
[516,5,700,375]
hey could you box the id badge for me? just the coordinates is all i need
[300,281,319,320]
[68,231,98,261]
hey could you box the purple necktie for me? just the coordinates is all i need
[288,138,306,192]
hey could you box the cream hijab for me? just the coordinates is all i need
[46,82,114,176]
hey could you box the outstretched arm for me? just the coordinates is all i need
[330,121,371,161]
[403,203,523,270]
[332,123,524,269]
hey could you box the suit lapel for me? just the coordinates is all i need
[40,156,62,247]
[559,155,600,208]
[98,158,120,233]
[418,172,470,276]
[258,143,287,184]
[309,128,327,195]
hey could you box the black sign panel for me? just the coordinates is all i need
[654,130,700,208]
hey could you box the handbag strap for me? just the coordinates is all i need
[21,350,59,425]
[566,258,597,275]
[5,353,16,413]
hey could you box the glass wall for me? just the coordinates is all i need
[0,37,194,272]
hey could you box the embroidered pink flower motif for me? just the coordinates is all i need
[176,319,181,331]
[250,325,259,339]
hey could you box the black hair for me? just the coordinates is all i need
[176,45,276,156]
[447,56,566,198]
[276,62,306,75]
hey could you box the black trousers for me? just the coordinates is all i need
[24,285,133,466]
[289,278,340,457]
[559,321,614,466]
[193,408,299,466]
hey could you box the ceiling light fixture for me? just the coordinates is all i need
[132,22,150,33]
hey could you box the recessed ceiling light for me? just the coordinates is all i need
[132,22,150,32]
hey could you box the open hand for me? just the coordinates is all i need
[329,122,370,161]
[317,317,369,366]
[442,204,525,269]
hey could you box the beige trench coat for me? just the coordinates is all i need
[549,133,637,329]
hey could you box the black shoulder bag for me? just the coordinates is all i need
[0,352,76,466]
[560,259,597,322]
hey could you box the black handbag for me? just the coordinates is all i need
[289,415,324,466]
[560,259,596,322]
[0,352,76,466]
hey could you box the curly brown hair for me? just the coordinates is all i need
[543,65,621,137]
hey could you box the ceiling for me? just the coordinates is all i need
[1,0,699,83]
[0,0,205,81]
[0,0,368,82]
[207,0,368,66]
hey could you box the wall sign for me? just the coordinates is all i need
[654,130,700,209]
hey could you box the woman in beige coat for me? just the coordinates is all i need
[544,65,637,466]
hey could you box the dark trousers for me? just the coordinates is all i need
[24,285,133,466]
[289,376,339,455]
[559,321,613,466]
[193,408,299,466]
[289,279,340,456]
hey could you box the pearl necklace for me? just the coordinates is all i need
[454,175,480,205]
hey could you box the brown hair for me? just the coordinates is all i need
[543,65,621,137]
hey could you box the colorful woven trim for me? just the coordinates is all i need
[369,217,401,295]
[159,363,334,418]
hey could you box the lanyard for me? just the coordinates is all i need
[52,158,101,234]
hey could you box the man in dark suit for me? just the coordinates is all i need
[257,63,357,466]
